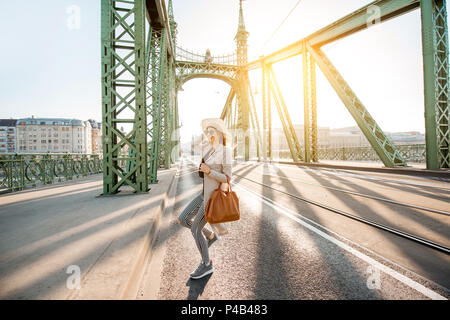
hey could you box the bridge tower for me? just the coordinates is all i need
[235,0,251,161]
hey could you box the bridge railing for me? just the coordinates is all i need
[175,46,238,65]
[276,144,426,163]
[0,153,102,193]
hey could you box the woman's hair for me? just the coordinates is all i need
[220,133,227,146]
[207,126,227,146]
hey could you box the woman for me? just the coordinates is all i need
[177,118,233,279]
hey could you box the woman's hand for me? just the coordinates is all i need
[199,163,211,174]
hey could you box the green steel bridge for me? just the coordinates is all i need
[98,0,449,195]
[2,0,446,195]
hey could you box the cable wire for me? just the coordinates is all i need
[257,0,304,56]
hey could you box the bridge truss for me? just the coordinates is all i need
[101,0,449,194]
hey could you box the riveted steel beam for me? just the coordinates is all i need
[101,0,148,194]
[247,0,420,70]
[267,65,304,162]
[421,0,449,169]
[307,43,407,168]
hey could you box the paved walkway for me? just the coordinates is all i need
[0,166,178,300]
[138,158,449,300]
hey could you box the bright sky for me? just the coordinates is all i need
[1,0,448,145]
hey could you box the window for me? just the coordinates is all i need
[41,140,46,144]
[48,139,52,143]
[40,122,45,125]
[54,139,58,144]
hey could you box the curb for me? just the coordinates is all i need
[120,161,181,299]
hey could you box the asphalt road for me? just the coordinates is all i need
[138,157,450,300]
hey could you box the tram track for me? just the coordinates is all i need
[234,173,450,255]
[257,172,450,216]
[182,158,450,254]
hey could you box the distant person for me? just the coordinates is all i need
[177,118,232,279]
[205,49,213,63]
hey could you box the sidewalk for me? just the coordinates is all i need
[0,163,179,300]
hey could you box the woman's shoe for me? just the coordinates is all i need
[208,233,219,247]
[190,261,214,279]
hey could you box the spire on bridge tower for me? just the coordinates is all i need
[168,0,177,41]
[235,0,249,65]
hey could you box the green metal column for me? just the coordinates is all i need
[268,66,304,162]
[262,62,268,160]
[420,0,449,169]
[309,52,318,163]
[303,46,311,163]
[101,0,148,194]
[248,77,263,160]
[148,28,167,183]
[303,45,319,163]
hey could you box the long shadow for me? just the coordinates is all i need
[186,274,213,300]
[0,185,144,256]
[0,201,166,299]
[305,170,450,244]
[0,191,164,283]
[149,171,203,252]
[0,184,102,208]
[0,174,102,197]
[319,169,450,203]
[0,165,192,299]
[267,166,381,299]
[249,163,297,299]
[267,168,450,240]
[302,168,450,288]
[315,168,450,200]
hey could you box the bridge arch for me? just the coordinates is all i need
[177,73,238,93]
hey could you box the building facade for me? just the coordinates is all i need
[16,116,92,154]
[88,119,102,154]
[0,119,17,153]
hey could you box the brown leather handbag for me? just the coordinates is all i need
[205,175,240,224]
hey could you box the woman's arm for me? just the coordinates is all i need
[207,146,232,183]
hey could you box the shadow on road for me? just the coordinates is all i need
[186,274,213,300]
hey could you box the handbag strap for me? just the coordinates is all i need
[203,146,214,163]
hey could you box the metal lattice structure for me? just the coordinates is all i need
[101,0,148,194]
[101,0,449,194]
[0,153,102,193]
[421,0,449,169]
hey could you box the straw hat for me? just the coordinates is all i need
[201,118,228,137]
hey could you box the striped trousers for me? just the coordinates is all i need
[178,192,212,264]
